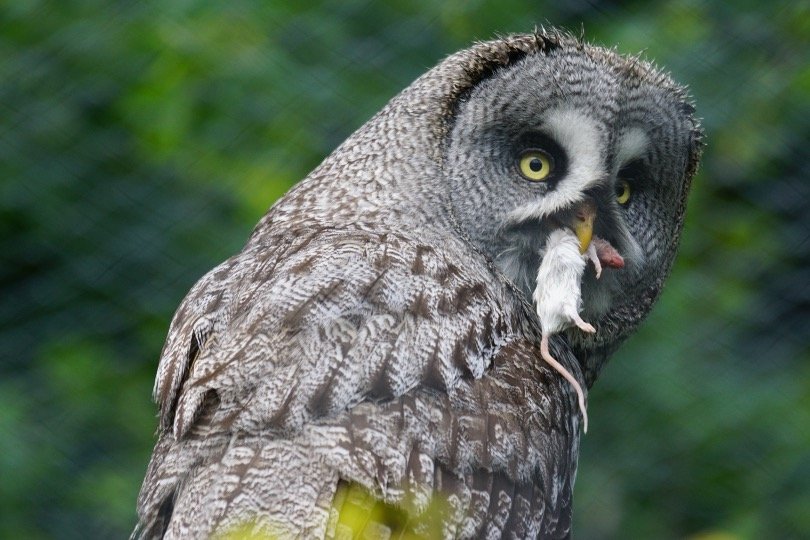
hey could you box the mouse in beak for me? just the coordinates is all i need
[533,198,624,433]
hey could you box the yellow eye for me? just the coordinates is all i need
[616,179,632,205]
[518,150,553,181]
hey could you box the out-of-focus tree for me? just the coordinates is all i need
[0,1,806,538]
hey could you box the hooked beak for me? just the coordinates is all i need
[571,199,596,254]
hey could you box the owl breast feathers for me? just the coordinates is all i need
[135,29,702,539]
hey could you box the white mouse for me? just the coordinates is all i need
[534,228,594,432]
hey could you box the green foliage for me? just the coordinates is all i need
[1,1,806,538]
[215,482,450,539]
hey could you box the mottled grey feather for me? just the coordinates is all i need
[134,28,702,539]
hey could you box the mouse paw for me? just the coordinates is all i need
[574,316,595,333]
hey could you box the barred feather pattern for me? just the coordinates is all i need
[134,28,701,540]
[136,226,581,539]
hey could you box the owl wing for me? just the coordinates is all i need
[134,225,580,539]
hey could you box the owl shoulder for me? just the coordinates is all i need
[152,224,518,440]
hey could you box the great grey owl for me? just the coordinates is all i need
[134,30,702,539]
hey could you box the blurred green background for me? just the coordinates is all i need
[1,0,807,538]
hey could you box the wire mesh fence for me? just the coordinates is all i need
[1,1,807,538]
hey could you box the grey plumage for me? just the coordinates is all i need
[135,30,702,539]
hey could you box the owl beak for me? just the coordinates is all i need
[571,200,596,254]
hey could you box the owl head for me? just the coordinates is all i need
[434,31,703,382]
[271,30,703,385]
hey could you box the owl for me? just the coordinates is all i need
[134,30,702,539]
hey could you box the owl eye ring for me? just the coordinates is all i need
[518,150,554,181]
